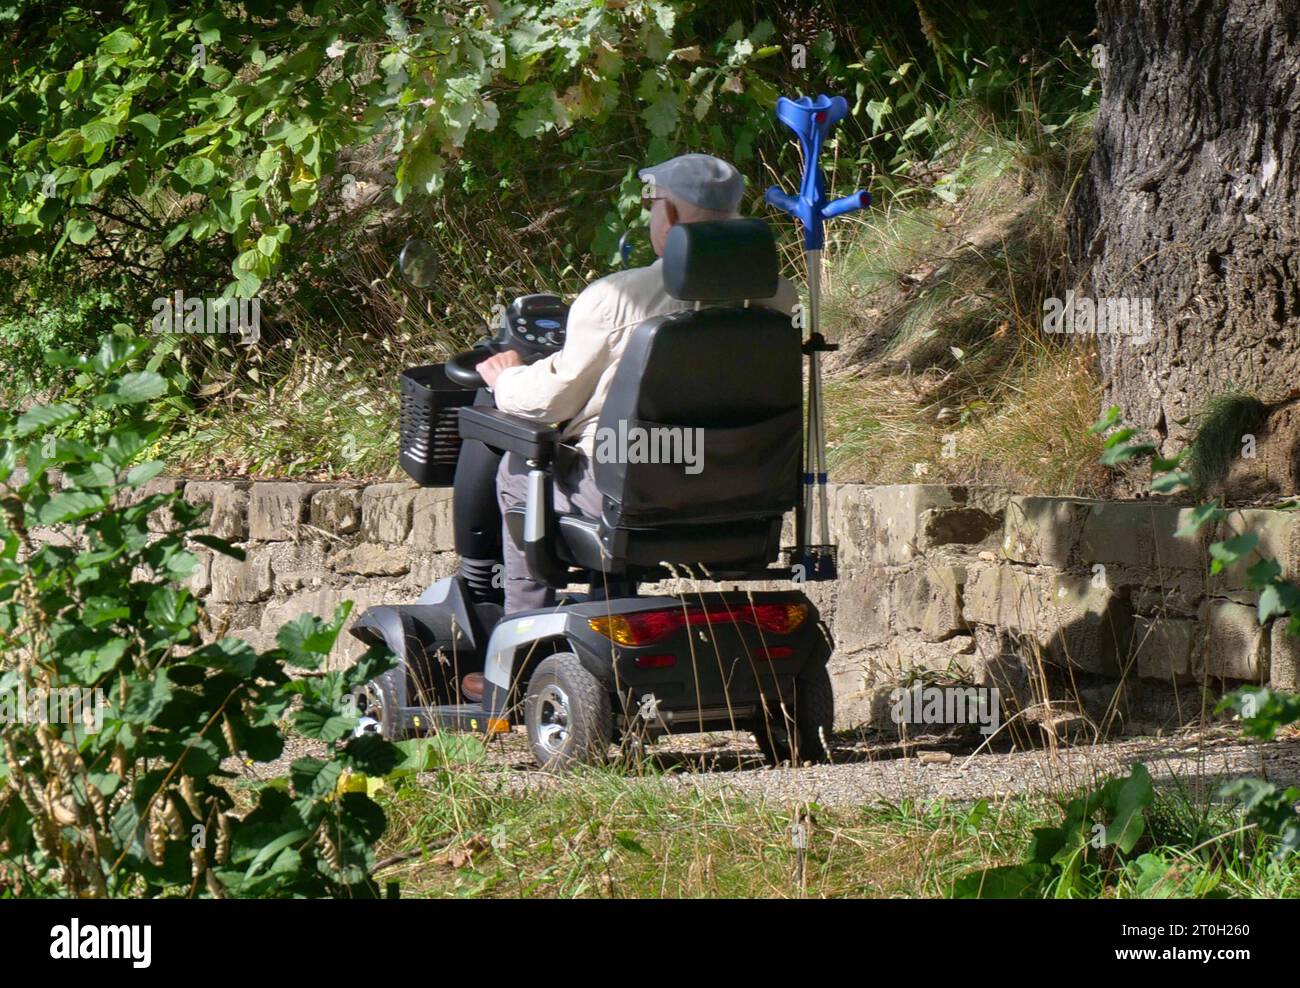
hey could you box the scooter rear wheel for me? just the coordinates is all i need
[752,663,834,766]
[524,653,613,771]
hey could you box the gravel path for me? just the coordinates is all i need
[490,727,1300,808]
[234,725,1300,809]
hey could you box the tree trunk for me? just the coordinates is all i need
[1074,0,1300,467]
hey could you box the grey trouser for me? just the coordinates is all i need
[496,449,601,614]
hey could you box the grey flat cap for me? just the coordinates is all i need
[638,153,745,212]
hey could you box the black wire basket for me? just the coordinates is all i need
[399,364,475,487]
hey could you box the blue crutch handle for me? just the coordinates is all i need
[822,190,871,219]
[766,93,869,249]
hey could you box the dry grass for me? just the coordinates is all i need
[817,100,1106,495]
[373,766,1044,898]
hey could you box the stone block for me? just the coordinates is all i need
[1133,615,1197,683]
[1196,600,1267,681]
[249,483,328,541]
[310,487,363,536]
[1078,501,1207,575]
[1269,619,1300,692]
[361,483,418,543]
[411,487,456,552]
[184,481,250,540]
[833,569,893,648]
[329,543,412,577]
[893,563,967,642]
[1002,496,1091,567]
[209,549,273,603]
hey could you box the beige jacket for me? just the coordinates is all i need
[492,259,800,456]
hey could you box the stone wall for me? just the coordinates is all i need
[115,479,1299,732]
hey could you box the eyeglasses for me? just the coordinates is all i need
[641,195,666,213]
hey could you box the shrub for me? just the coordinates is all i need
[0,333,396,897]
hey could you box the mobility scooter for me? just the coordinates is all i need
[349,95,868,770]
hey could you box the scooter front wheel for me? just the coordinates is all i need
[353,668,405,741]
[524,653,613,771]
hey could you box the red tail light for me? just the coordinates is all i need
[589,602,808,647]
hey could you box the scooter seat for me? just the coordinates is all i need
[502,507,606,570]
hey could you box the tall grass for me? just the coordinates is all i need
[818,89,1105,494]
[369,757,1300,898]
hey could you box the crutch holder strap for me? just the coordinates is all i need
[801,332,838,354]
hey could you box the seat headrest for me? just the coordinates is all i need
[662,218,780,302]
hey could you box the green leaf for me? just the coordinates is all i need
[80,118,119,145]
[642,94,680,137]
[16,403,78,437]
[176,156,217,187]
[951,863,1050,899]
[130,113,161,136]
[1176,501,1226,537]
[1150,470,1191,493]
[293,704,354,742]
[276,613,341,665]
[98,371,166,406]
[124,460,165,487]
[614,831,650,855]
[1209,532,1259,573]
[100,30,138,55]
[67,217,97,244]
[84,596,131,628]
[1101,764,1153,853]
[37,491,104,524]
[67,462,117,488]
[1089,406,1122,434]
[290,757,343,799]
[122,668,172,723]
[343,734,398,776]
[66,637,128,679]
[145,586,197,631]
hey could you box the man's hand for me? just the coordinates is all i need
[478,349,523,388]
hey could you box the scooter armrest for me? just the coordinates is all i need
[458,406,561,462]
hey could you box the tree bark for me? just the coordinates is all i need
[1074,0,1300,457]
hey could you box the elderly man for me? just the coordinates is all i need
[478,153,799,613]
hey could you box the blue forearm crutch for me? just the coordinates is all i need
[765,95,870,580]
